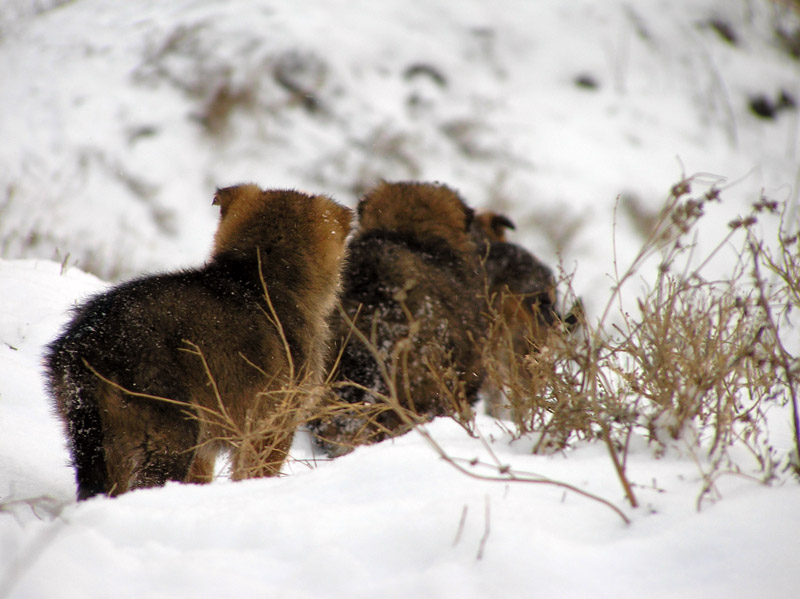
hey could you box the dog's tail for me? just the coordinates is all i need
[44,339,108,500]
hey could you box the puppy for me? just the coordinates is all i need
[471,210,581,419]
[45,184,352,498]
[309,181,486,456]
[472,212,559,352]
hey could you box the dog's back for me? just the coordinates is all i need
[311,182,486,455]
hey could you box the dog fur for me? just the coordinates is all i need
[308,181,486,456]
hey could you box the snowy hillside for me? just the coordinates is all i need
[1,0,799,597]
[2,0,798,290]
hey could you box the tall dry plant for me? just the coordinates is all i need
[307,299,480,457]
[476,177,799,508]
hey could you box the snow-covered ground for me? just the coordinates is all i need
[1,1,799,597]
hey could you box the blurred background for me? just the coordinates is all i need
[1,0,798,316]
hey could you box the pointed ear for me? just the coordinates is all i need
[212,184,263,219]
[212,187,234,218]
[491,213,516,235]
[475,211,516,241]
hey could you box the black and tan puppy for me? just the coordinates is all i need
[309,181,486,456]
[45,184,352,499]
[471,211,559,353]
[471,211,582,419]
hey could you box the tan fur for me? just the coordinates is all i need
[357,181,477,255]
[45,185,352,498]
[211,183,265,255]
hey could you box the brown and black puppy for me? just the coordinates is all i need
[45,184,352,499]
[309,181,486,456]
[471,210,582,419]
[471,211,559,354]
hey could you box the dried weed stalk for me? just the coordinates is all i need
[478,176,799,508]
[481,290,593,452]
[326,300,632,524]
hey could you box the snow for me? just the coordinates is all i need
[1,0,799,597]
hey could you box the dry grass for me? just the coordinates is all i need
[84,338,321,483]
[293,176,798,515]
[474,177,799,508]
[480,277,590,453]
[307,302,633,524]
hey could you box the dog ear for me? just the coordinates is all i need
[212,184,262,219]
[474,211,516,242]
[490,213,515,237]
